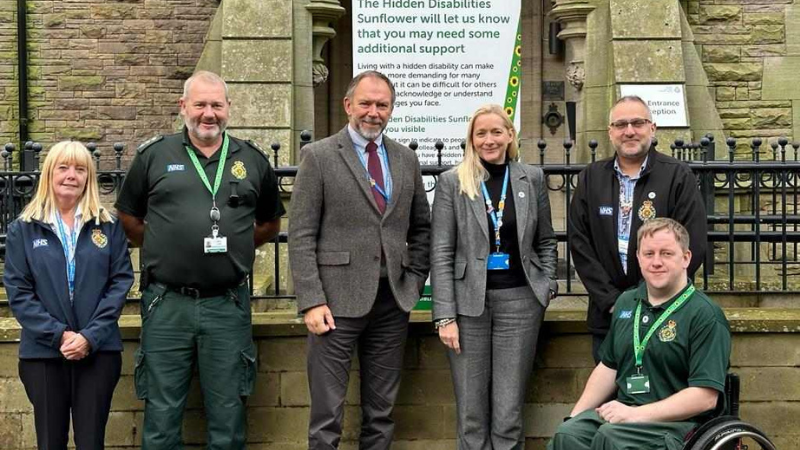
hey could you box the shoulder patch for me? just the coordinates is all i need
[137,135,164,154]
[244,139,272,162]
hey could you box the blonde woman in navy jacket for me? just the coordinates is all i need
[4,141,134,450]
[431,104,558,449]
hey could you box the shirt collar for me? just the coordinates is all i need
[614,155,648,180]
[47,204,83,228]
[347,125,384,152]
[182,127,235,159]
[634,279,694,310]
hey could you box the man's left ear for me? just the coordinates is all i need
[683,249,692,268]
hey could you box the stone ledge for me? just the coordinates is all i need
[0,308,797,342]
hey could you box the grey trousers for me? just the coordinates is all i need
[448,285,545,450]
[307,279,409,450]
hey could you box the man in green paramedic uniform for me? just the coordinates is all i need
[115,70,284,449]
[548,218,730,450]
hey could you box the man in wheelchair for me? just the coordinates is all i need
[549,218,731,450]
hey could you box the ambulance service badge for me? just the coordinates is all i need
[92,229,108,249]
[659,320,677,342]
[638,200,656,222]
[231,161,247,180]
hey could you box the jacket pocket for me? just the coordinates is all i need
[454,261,467,280]
[239,343,257,397]
[317,251,350,266]
[133,348,148,400]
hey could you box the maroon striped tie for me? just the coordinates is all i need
[366,141,386,213]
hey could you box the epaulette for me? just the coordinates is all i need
[245,139,271,161]
[137,135,164,153]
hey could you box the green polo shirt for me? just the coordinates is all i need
[599,282,730,422]
[115,128,285,290]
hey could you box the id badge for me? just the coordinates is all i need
[204,236,228,254]
[626,374,650,394]
[487,252,510,270]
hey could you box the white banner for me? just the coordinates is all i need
[619,84,688,128]
[353,0,522,167]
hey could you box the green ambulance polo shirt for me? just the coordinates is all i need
[599,282,731,422]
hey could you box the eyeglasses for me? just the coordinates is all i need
[609,118,652,130]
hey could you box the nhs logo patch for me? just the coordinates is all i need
[599,206,613,216]
[167,164,185,172]
[33,238,48,249]
[618,310,633,319]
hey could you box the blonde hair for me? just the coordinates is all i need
[637,218,690,253]
[456,104,519,199]
[20,141,112,223]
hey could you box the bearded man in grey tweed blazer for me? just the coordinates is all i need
[289,70,431,450]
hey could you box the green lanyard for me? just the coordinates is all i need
[633,284,695,370]
[184,133,230,201]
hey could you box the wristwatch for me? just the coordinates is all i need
[434,318,456,329]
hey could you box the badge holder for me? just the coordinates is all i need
[204,206,228,254]
[487,252,510,270]
[626,367,650,395]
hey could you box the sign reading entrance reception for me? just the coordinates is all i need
[353,0,522,167]
[619,84,688,127]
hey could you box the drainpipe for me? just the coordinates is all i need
[17,0,29,160]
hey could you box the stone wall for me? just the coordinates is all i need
[0,310,797,449]
[0,0,218,167]
[687,0,799,155]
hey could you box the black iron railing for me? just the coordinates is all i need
[2,134,800,298]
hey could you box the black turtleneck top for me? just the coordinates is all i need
[481,159,528,289]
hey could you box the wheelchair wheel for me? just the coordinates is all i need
[688,420,777,450]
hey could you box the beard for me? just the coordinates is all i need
[353,117,386,141]
[185,116,227,143]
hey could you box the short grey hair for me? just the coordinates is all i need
[183,70,229,102]
[345,70,396,106]
[609,95,652,123]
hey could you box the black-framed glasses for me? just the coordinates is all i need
[610,118,652,130]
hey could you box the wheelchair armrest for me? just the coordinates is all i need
[724,373,740,418]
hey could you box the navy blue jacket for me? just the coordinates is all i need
[4,215,134,359]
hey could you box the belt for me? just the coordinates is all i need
[152,279,246,299]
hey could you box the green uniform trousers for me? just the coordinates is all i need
[547,410,695,450]
[134,282,257,450]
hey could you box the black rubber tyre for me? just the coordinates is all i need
[686,420,777,450]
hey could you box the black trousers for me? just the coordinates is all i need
[19,352,122,450]
[307,279,410,450]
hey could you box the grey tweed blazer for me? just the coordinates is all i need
[289,127,431,318]
[430,162,557,321]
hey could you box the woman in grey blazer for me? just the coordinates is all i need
[431,104,558,449]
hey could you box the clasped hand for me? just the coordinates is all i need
[596,400,642,424]
[60,331,90,360]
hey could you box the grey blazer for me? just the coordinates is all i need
[289,127,431,318]
[431,162,557,320]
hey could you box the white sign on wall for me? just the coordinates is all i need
[619,84,688,127]
[352,0,522,168]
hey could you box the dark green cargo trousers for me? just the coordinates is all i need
[547,410,695,450]
[134,282,256,450]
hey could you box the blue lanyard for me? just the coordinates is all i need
[54,212,79,302]
[356,143,392,201]
[480,166,510,253]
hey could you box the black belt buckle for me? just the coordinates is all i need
[177,286,202,299]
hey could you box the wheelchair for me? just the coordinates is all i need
[682,373,777,450]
